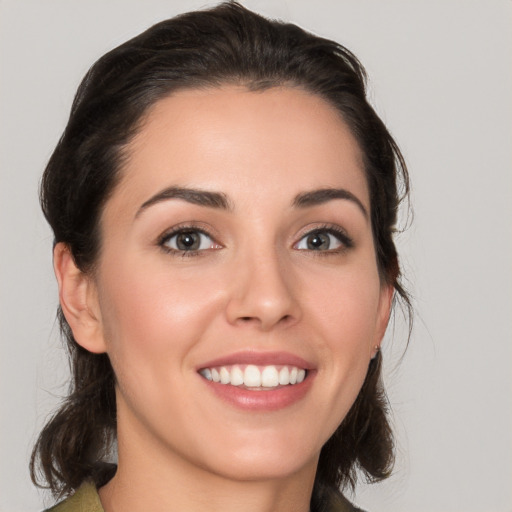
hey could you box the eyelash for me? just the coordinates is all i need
[294,224,354,254]
[157,223,354,257]
[158,225,220,257]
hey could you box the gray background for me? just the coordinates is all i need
[1,1,511,510]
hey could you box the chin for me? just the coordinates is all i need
[189,428,322,483]
[208,452,318,483]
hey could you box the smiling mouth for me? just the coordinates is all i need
[199,364,307,389]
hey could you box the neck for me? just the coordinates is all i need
[99,408,317,512]
[100,465,315,512]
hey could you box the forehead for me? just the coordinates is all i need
[112,86,369,213]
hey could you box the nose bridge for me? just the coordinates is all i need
[226,238,300,330]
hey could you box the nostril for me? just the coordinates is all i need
[239,314,292,324]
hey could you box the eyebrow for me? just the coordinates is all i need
[293,188,368,218]
[136,186,232,217]
[136,185,367,219]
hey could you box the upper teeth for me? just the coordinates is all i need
[199,365,306,388]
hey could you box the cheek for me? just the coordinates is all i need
[308,265,382,343]
[96,256,226,366]
[304,263,382,409]
[94,258,230,427]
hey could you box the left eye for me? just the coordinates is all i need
[295,230,345,251]
[162,230,217,252]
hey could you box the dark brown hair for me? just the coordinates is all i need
[32,1,411,503]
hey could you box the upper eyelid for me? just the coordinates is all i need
[158,223,219,244]
[295,223,352,240]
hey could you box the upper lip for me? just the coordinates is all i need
[197,350,314,370]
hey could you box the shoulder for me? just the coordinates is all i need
[44,482,104,512]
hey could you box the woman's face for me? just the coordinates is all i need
[86,86,392,482]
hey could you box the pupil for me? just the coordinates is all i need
[307,233,329,250]
[177,232,199,250]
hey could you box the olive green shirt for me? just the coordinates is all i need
[45,482,102,512]
[46,481,365,512]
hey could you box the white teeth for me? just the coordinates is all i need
[278,366,290,385]
[244,365,261,387]
[201,368,212,381]
[230,365,244,386]
[219,367,230,384]
[200,364,307,388]
[261,366,279,387]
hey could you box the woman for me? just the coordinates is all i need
[31,3,410,511]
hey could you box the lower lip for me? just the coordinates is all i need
[201,373,315,412]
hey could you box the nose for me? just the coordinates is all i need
[225,248,302,331]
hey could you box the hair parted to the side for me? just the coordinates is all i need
[32,1,411,502]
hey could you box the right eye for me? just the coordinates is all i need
[160,229,220,254]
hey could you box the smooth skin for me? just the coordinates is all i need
[55,86,393,512]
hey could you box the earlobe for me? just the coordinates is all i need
[53,242,107,354]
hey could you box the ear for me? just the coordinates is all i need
[53,242,107,354]
[371,283,394,358]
